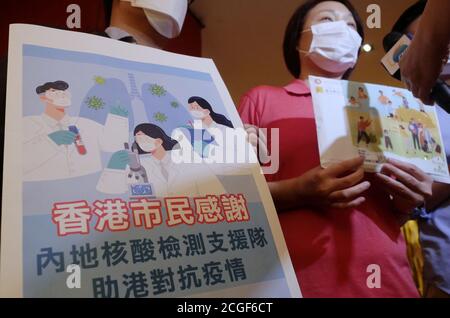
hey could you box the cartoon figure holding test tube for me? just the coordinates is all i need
[22,80,129,181]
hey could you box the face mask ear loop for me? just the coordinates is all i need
[297,28,312,55]
[297,48,309,56]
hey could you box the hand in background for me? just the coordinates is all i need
[399,36,447,105]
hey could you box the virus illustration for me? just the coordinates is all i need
[149,84,167,97]
[153,112,168,123]
[85,96,105,110]
[170,101,180,108]
[93,76,106,85]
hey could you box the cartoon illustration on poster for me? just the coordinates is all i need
[1,25,301,298]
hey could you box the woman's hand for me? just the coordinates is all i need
[270,156,371,211]
[375,158,433,214]
[295,156,370,209]
[244,124,269,164]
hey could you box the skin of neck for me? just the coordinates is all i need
[110,0,170,49]
[152,145,167,160]
[44,103,66,121]
[202,115,214,127]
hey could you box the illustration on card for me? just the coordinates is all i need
[343,81,445,165]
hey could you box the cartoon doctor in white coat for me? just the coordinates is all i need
[23,80,129,181]
[96,123,226,197]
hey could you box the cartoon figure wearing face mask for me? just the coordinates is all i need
[23,80,129,181]
[96,123,226,197]
[187,96,234,159]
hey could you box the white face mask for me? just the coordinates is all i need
[190,110,207,120]
[122,0,188,39]
[300,20,362,73]
[136,135,158,152]
[45,90,71,107]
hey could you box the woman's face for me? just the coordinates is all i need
[298,1,359,69]
[189,102,210,119]
[135,131,163,153]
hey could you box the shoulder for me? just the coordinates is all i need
[238,85,287,116]
[241,85,286,104]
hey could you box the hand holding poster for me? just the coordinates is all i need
[0,24,301,298]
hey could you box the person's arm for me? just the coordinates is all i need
[399,0,450,104]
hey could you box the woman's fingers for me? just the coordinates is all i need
[324,156,365,178]
[244,124,269,163]
[331,197,366,209]
[247,131,258,147]
[386,158,429,182]
[382,159,432,199]
[375,172,423,205]
[245,124,267,146]
[245,124,267,142]
[381,164,422,192]
[330,166,365,190]
[329,181,371,202]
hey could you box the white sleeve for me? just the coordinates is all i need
[99,114,129,152]
[96,168,128,194]
[22,117,60,175]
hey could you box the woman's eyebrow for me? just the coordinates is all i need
[316,9,337,16]
[316,9,353,20]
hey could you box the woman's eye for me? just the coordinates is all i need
[348,23,357,29]
[320,17,333,22]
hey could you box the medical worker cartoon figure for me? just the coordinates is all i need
[23,80,129,181]
[187,96,234,158]
[96,123,226,197]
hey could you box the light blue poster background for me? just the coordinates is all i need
[21,45,290,297]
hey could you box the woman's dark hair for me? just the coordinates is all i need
[283,0,365,80]
[133,123,179,154]
[104,0,114,26]
[188,96,234,128]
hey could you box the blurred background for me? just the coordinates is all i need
[1,0,421,105]
[190,0,419,104]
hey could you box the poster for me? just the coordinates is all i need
[0,24,301,298]
[310,76,450,184]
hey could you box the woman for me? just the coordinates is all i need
[188,96,234,130]
[96,123,225,197]
[187,96,234,159]
[240,0,432,297]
